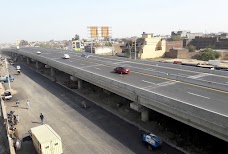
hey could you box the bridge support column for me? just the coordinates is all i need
[20,56,23,61]
[78,79,83,90]
[35,61,43,69]
[141,108,149,122]
[50,67,56,81]
[50,67,55,77]
[26,57,30,64]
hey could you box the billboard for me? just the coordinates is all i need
[89,26,98,38]
[101,26,110,38]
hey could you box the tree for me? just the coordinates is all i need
[198,48,220,61]
[19,40,28,46]
[72,34,80,41]
[171,35,182,41]
[188,45,196,52]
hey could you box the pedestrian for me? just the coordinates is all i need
[26,100,30,109]
[16,100,19,107]
[40,113,44,125]
[16,115,19,124]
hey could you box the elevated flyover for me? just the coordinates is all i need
[3,48,228,142]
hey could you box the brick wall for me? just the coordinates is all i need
[165,48,198,59]
[166,40,183,52]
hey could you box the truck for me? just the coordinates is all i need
[0,76,14,83]
[30,124,63,154]
[142,132,162,150]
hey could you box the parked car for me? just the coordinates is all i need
[2,91,12,100]
[0,76,14,83]
[62,54,70,59]
[114,67,130,74]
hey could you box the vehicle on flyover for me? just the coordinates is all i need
[36,51,41,55]
[114,67,130,74]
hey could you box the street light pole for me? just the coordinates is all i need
[129,46,132,59]
[5,58,11,91]
[90,39,93,53]
[134,37,137,60]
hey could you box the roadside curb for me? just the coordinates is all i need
[21,63,189,154]
[0,84,16,154]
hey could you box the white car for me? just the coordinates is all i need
[81,54,90,58]
[36,51,41,55]
[16,65,21,70]
[62,54,70,59]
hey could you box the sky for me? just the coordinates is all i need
[0,0,228,43]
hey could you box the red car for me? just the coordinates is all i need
[114,67,130,74]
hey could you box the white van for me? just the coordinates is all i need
[31,124,63,154]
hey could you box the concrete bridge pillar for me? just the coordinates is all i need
[141,108,149,122]
[50,67,56,81]
[35,61,43,69]
[20,56,23,61]
[78,79,83,89]
[50,67,55,77]
[26,57,30,64]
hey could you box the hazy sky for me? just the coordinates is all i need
[1,0,228,43]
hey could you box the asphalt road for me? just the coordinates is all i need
[6,62,183,154]
[10,48,228,117]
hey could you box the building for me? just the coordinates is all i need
[72,40,84,51]
[119,32,166,59]
[166,40,183,52]
[171,31,204,40]
[189,35,228,49]
[171,31,190,39]
[84,45,113,55]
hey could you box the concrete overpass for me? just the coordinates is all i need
[3,48,228,142]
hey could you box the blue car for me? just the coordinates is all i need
[0,76,14,83]
[142,133,162,150]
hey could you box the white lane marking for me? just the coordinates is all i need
[16,51,228,117]
[95,67,101,70]
[69,60,73,62]
[144,68,156,71]
[80,63,85,65]
[170,74,187,77]
[187,73,209,79]
[113,61,127,64]
[142,80,156,84]
[143,81,179,89]
[194,78,228,86]
[188,92,210,99]
[81,64,103,68]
